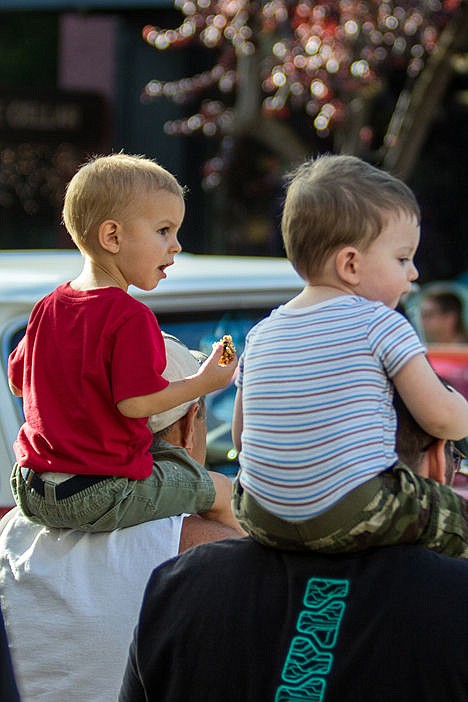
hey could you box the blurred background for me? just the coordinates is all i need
[0,0,467,285]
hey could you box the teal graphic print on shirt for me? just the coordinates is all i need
[275,577,349,702]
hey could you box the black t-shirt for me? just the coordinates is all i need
[0,604,20,702]
[119,538,468,702]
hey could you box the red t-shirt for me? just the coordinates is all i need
[8,283,169,479]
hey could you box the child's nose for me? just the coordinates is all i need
[409,262,419,282]
[170,235,182,254]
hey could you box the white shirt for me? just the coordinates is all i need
[0,508,183,702]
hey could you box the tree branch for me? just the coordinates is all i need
[381,0,468,179]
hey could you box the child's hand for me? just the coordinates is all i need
[196,342,238,393]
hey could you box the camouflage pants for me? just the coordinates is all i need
[232,462,468,557]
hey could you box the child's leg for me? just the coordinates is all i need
[318,462,468,557]
[232,473,321,550]
[232,464,468,556]
[200,471,246,535]
[11,450,227,533]
[10,462,121,530]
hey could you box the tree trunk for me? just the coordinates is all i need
[229,50,309,165]
[334,80,384,157]
[246,115,309,165]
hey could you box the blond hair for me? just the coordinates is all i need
[62,152,185,252]
[281,154,420,280]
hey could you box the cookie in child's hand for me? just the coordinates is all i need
[218,335,236,366]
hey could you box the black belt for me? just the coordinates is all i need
[21,468,111,500]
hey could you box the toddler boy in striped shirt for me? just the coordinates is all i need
[232,154,468,555]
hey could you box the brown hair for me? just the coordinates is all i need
[62,152,185,252]
[281,154,420,280]
[394,391,431,471]
[395,386,459,485]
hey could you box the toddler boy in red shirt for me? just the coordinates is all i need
[9,152,242,533]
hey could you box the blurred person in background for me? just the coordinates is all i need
[418,285,468,489]
[421,289,468,402]
[420,289,468,344]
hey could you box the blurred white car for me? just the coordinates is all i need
[0,249,302,515]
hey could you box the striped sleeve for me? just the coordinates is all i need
[367,305,426,378]
[235,318,266,391]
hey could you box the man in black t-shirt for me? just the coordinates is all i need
[119,399,468,702]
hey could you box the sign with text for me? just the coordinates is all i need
[0,90,110,247]
[0,91,108,144]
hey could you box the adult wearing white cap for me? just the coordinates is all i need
[0,334,239,702]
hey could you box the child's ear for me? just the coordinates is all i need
[98,220,121,253]
[426,438,448,485]
[335,246,361,286]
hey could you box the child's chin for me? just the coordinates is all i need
[137,280,160,291]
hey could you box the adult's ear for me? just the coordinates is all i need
[425,438,447,485]
[179,403,199,451]
[335,246,361,286]
[98,220,121,253]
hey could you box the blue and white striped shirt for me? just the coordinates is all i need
[236,295,425,521]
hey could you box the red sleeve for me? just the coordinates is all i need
[111,308,169,404]
[8,335,26,391]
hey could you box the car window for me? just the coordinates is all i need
[159,309,267,475]
[1,317,29,418]
[157,309,266,357]
[1,322,28,371]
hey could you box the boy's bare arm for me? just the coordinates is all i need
[393,353,468,440]
[232,389,243,452]
[117,343,237,419]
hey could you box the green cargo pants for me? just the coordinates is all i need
[232,462,468,557]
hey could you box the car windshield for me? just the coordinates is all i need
[157,309,259,357]
[159,309,266,474]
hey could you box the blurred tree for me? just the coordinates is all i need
[141,0,468,262]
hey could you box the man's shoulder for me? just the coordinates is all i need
[151,440,204,469]
[374,543,468,579]
[151,536,259,579]
[0,507,183,569]
[151,539,468,589]
[364,542,468,569]
[344,544,468,613]
[0,507,39,540]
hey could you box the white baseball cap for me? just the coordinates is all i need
[148,333,206,433]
